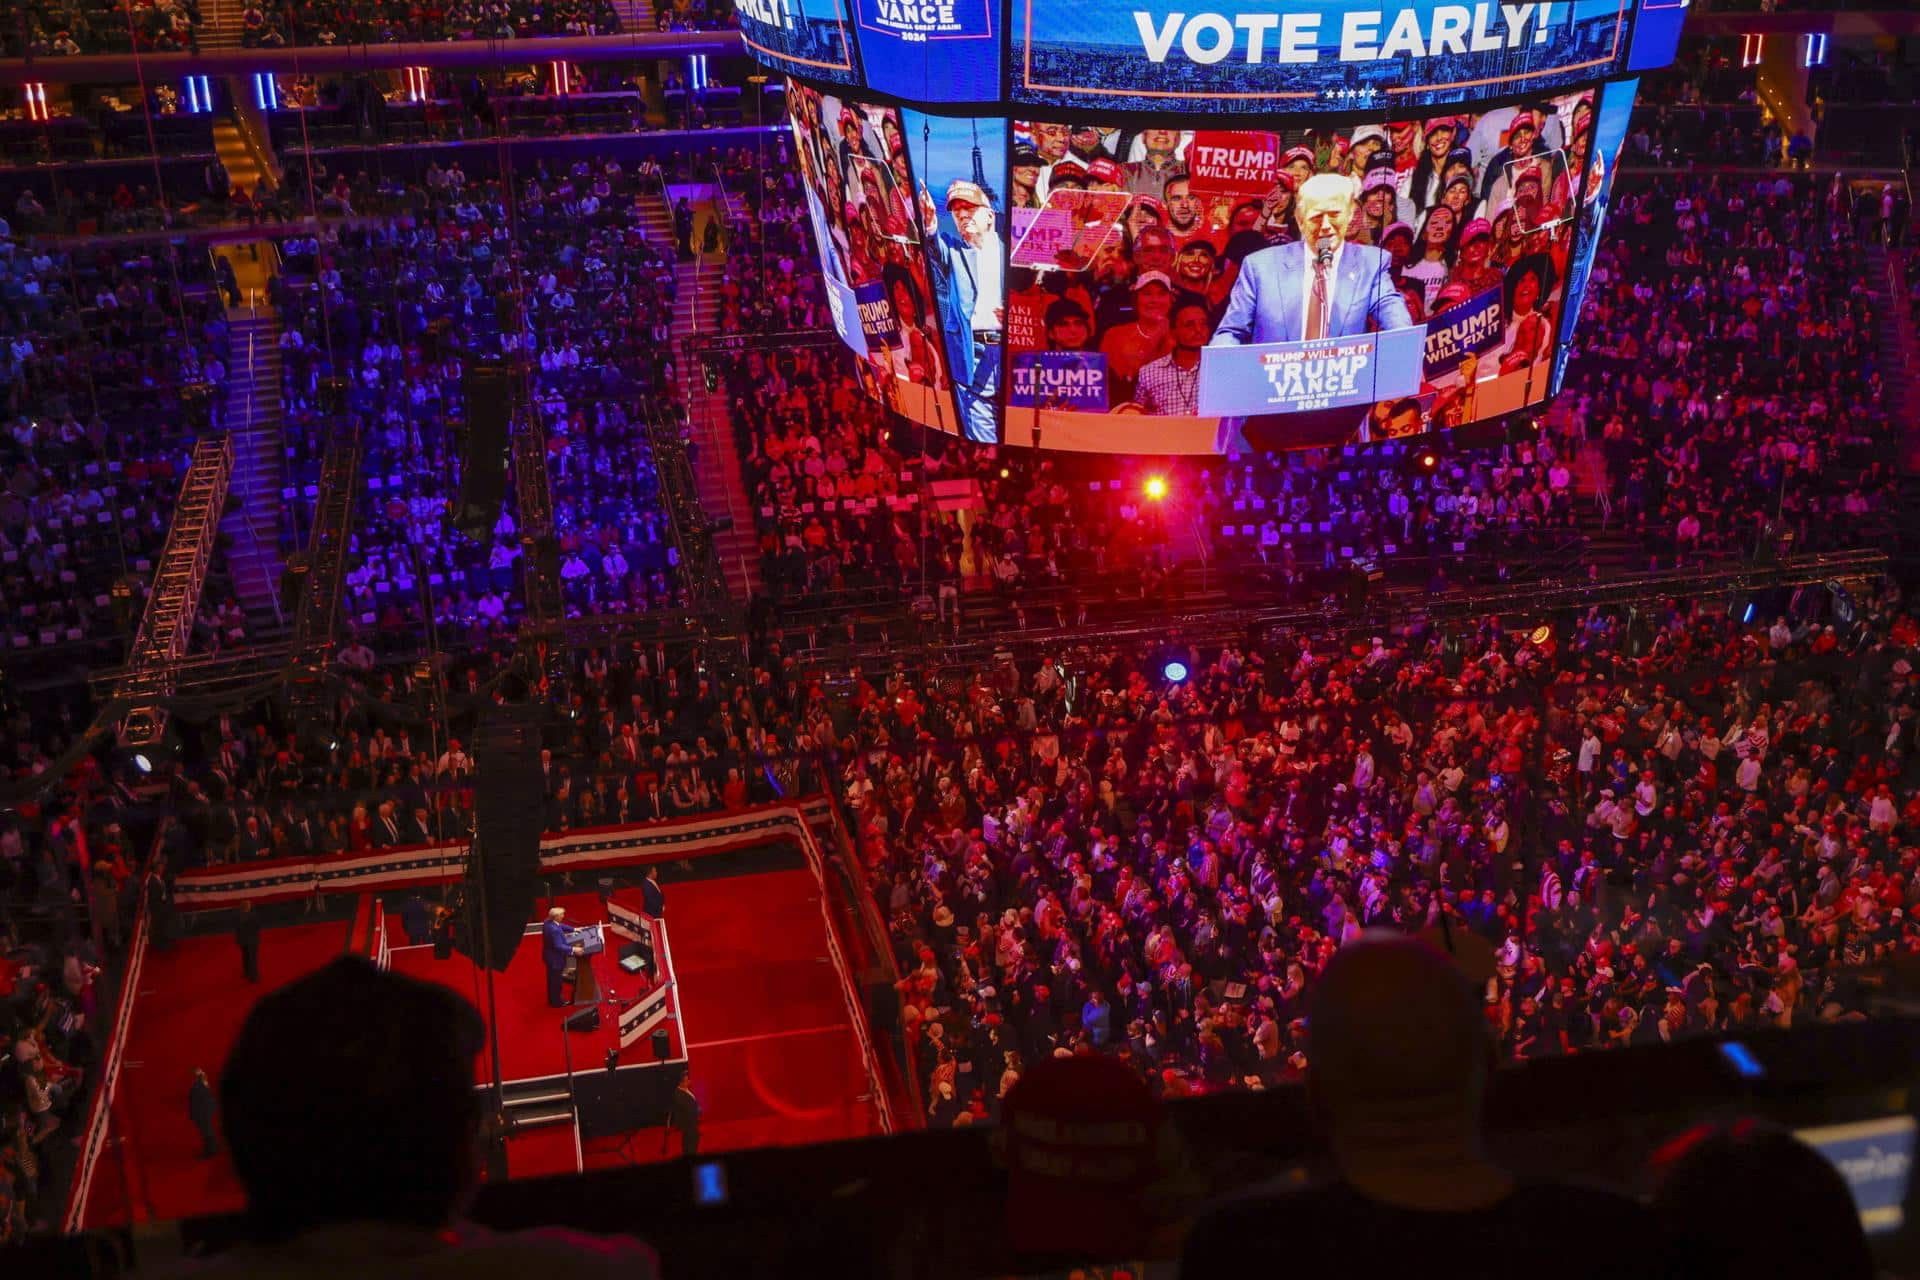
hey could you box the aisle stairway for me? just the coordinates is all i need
[673,253,761,600]
[199,0,245,50]
[212,118,265,207]
[1863,244,1920,473]
[607,0,658,30]
[215,304,289,634]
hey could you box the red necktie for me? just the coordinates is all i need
[1306,258,1330,341]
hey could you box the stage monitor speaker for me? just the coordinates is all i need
[565,1005,601,1033]
[457,362,516,540]
[618,940,653,974]
[454,706,546,972]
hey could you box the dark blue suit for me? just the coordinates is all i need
[542,917,573,1007]
[926,227,1002,444]
[1211,239,1413,346]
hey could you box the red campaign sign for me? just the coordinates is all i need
[1006,290,1045,353]
[1187,130,1283,199]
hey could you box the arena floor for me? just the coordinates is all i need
[80,868,877,1228]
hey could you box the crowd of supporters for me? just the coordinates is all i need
[235,0,734,47]
[6,0,199,56]
[843,585,1918,1117]
[0,236,227,654]
[270,150,688,642]
[713,150,1897,618]
[1560,171,1896,568]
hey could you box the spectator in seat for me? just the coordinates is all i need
[200,956,656,1278]
[1647,1120,1873,1280]
[1179,934,1654,1278]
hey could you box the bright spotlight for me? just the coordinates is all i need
[1163,660,1189,683]
[1144,475,1168,501]
[1415,449,1440,471]
[131,753,153,774]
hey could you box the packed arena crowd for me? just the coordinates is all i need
[0,238,228,656]
[6,0,200,56]
[271,149,690,640]
[2,29,1920,1250]
[828,583,1915,1117]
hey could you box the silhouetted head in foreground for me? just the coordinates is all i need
[221,956,486,1240]
[1648,1119,1875,1280]
[1308,931,1502,1205]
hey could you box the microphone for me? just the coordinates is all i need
[1315,235,1336,267]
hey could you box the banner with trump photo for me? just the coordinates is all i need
[786,81,963,434]
[1013,0,1633,114]
[1198,326,1423,416]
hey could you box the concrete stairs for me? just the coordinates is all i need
[608,0,657,30]
[217,309,289,634]
[212,117,267,209]
[673,254,762,600]
[200,0,246,49]
[1862,244,1920,473]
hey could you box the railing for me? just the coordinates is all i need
[62,854,156,1231]
[792,811,898,1136]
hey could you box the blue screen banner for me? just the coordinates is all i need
[855,280,900,343]
[825,274,868,356]
[1014,0,1633,113]
[1422,286,1503,381]
[854,0,1001,100]
[738,0,862,85]
[1198,326,1424,416]
[1010,350,1111,409]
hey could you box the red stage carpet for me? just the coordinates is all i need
[83,919,355,1228]
[80,868,879,1226]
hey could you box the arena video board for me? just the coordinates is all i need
[1550,76,1637,397]
[739,0,863,85]
[788,81,969,435]
[853,0,1002,102]
[1003,90,1597,452]
[1013,0,1634,114]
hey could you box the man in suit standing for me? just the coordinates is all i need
[542,906,581,1007]
[189,1067,219,1157]
[640,865,666,919]
[235,900,262,983]
[665,1071,701,1156]
[1211,173,1414,346]
[921,178,1004,444]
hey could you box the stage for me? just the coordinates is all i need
[81,864,881,1227]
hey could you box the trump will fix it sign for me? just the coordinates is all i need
[1187,131,1282,199]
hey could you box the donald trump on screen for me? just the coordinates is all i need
[1210,173,1414,346]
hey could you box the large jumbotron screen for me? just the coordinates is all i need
[761,0,1678,453]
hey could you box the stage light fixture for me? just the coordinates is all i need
[1145,475,1168,501]
[1415,448,1440,472]
[1163,660,1189,683]
[131,753,153,774]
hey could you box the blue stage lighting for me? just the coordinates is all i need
[1164,661,1188,683]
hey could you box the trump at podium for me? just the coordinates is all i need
[543,905,582,1008]
[1211,173,1414,347]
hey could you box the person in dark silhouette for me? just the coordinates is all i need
[640,865,666,918]
[1648,1120,1874,1280]
[201,956,656,1277]
[1180,933,1653,1279]
[189,1067,219,1157]
[666,1070,701,1156]
[235,901,262,983]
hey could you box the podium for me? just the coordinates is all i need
[565,923,604,1006]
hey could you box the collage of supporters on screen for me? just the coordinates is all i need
[1005,94,1594,442]
[786,76,1597,449]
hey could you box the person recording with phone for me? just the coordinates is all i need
[1210,173,1414,346]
